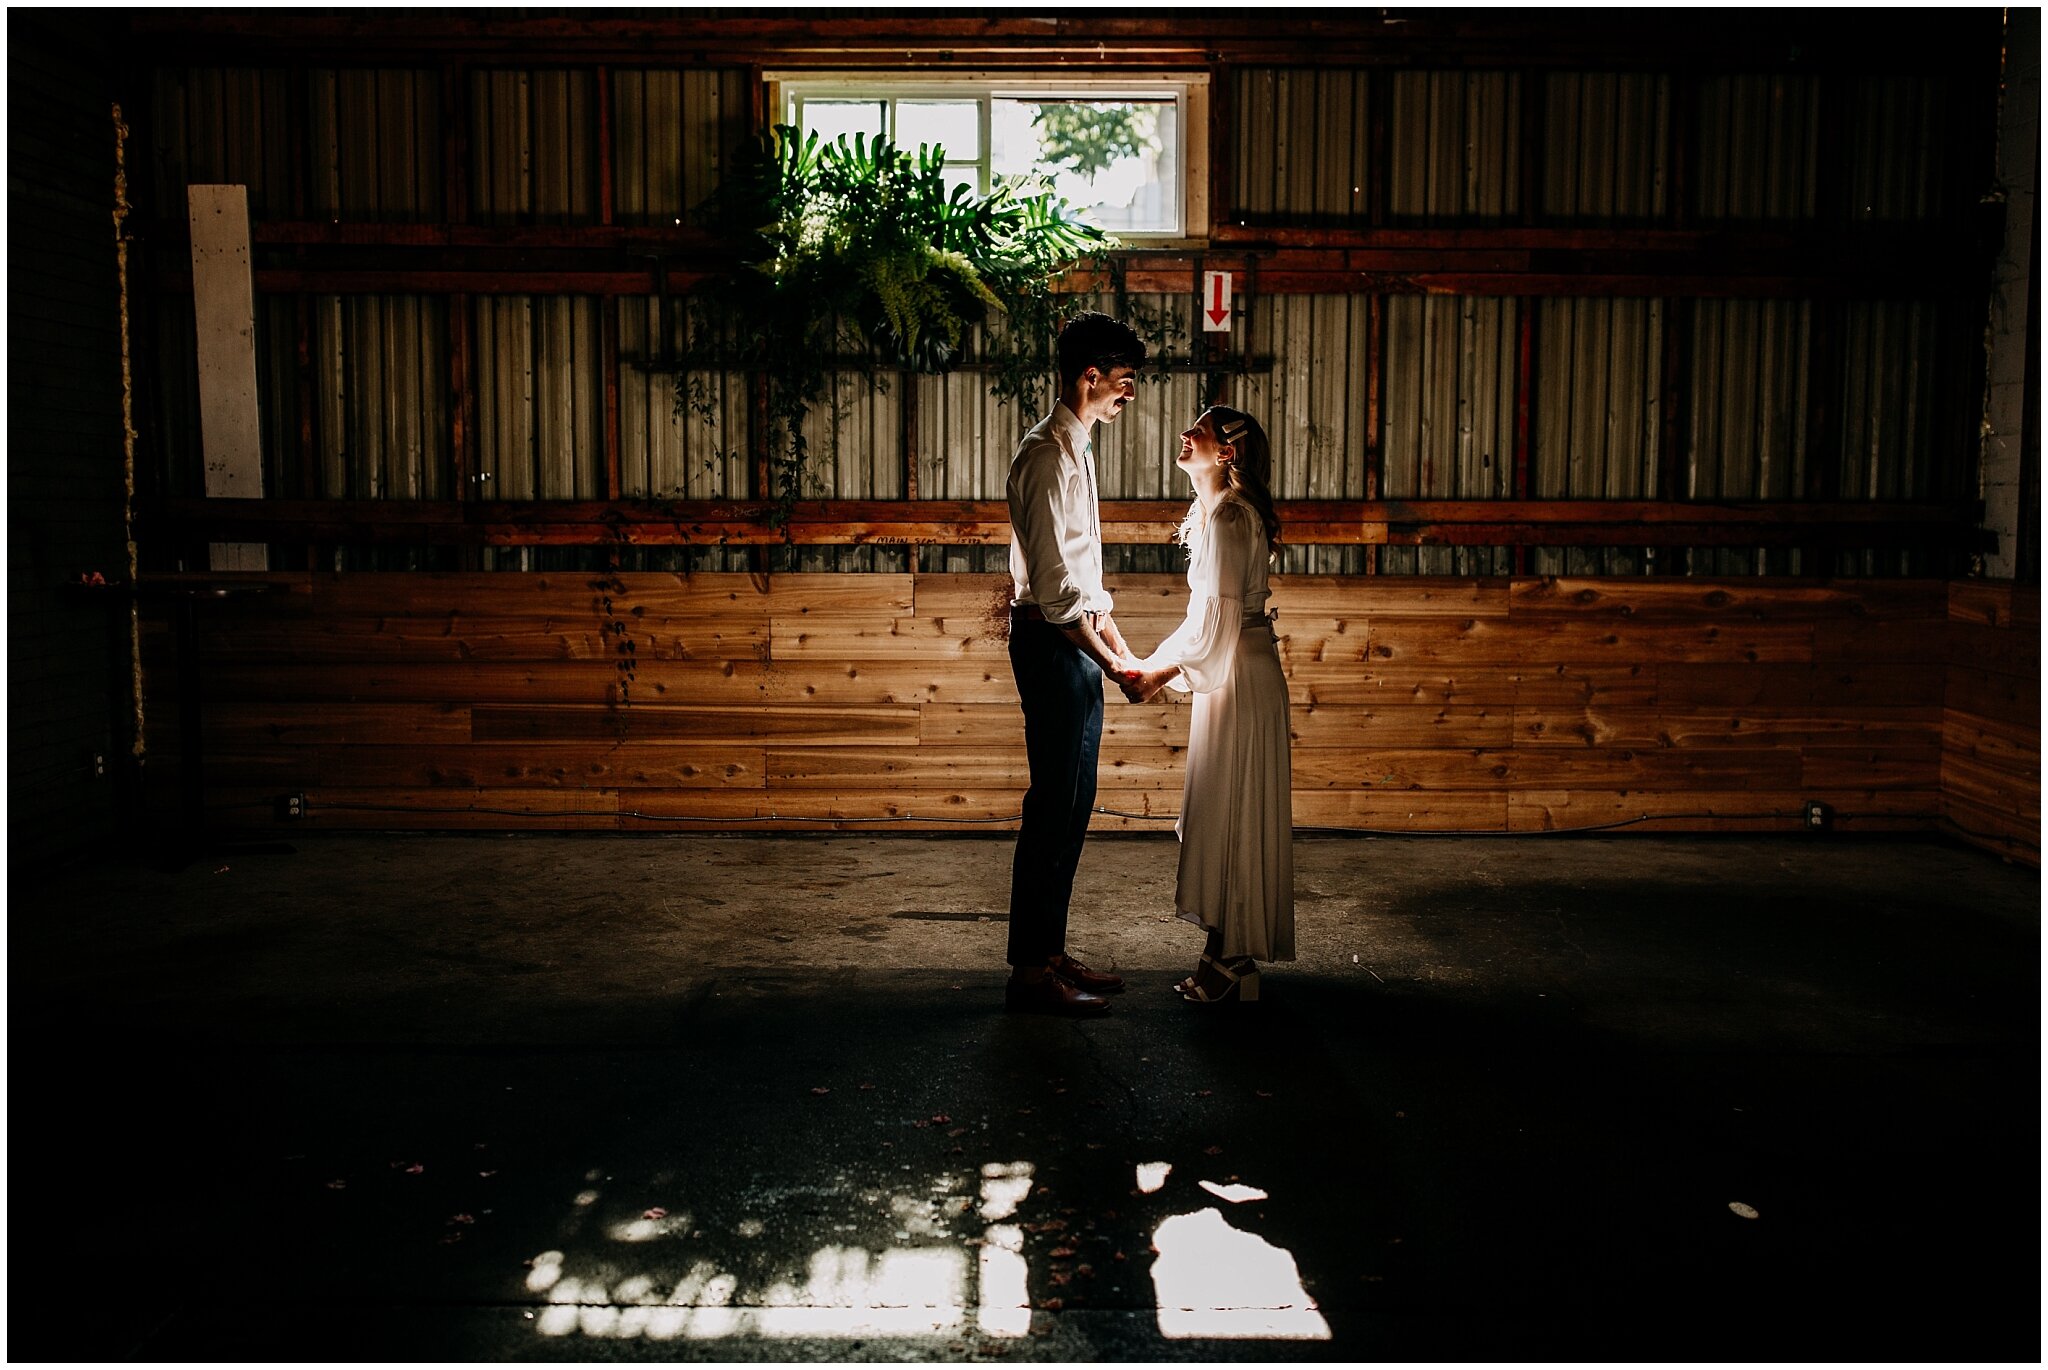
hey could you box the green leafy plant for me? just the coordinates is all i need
[675,125,1116,519]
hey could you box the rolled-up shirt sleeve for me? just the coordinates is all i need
[1162,501,1257,693]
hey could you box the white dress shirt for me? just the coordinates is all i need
[1007,401,1112,626]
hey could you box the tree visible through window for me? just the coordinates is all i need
[777,78,1198,237]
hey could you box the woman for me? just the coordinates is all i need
[1122,406,1294,1003]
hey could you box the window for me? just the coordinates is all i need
[769,74,1209,241]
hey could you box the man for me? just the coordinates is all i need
[1003,311,1149,1016]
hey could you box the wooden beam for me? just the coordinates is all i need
[154,220,1971,258]
[146,496,1994,551]
[122,12,1998,75]
[209,263,1984,301]
[144,220,1994,299]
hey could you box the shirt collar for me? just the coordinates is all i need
[1051,401,1092,456]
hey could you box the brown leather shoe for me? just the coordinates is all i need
[1051,953,1125,994]
[1005,972,1110,1016]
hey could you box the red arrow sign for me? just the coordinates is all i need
[1202,270,1232,332]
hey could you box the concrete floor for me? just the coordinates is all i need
[11,831,2041,1361]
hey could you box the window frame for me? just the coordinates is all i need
[765,71,1211,244]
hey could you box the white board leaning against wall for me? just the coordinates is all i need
[187,183,266,571]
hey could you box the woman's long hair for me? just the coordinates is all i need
[1175,405,1282,556]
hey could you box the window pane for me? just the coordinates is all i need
[802,100,885,148]
[896,100,980,160]
[991,98,1178,233]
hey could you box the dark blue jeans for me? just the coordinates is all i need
[1007,613,1104,967]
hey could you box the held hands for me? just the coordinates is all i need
[1096,617,1177,703]
[1114,662,1181,704]
[1128,664,1182,703]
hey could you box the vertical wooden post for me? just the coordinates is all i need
[450,293,474,498]
[288,66,316,566]
[1659,67,1695,576]
[1368,69,1390,228]
[596,64,614,227]
[601,295,622,504]
[294,295,317,503]
[441,61,474,566]
[901,371,920,502]
[1513,300,1534,576]
[1941,45,2006,573]
[2019,199,2041,585]
[1668,71,1696,231]
[1801,73,1845,578]
[1364,292,1383,575]
[751,373,771,574]
[442,61,469,226]
[1518,67,1544,226]
[1207,62,1230,237]
[1657,296,1692,576]
[1514,65,1542,578]
[1802,301,1844,578]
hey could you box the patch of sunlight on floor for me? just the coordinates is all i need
[525,1159,1328,1345]
[978,1160,1033,1221]
[533,1246,968,1340]
[1150,1207,1331,1340]
[976,1223,1030,1338]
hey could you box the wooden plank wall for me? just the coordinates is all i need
[1943,581,2041,862]
[140,572,1985,842]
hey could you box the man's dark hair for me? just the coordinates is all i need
[1055,311,1146,387]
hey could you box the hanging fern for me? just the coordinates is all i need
[675,125,1117,521]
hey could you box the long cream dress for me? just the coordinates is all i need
[1142,493,1295,963]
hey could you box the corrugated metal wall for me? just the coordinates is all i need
[310,69,442,220]
[474,295,602,497]
[1544,73,1668,219]
[1685,299,1811,574]
[144,63,1975,578]
[612,68,749,225]
[1379,296,1519,575]
[1534,298,1664,574]
[471,70,597,222]
[1694,74,1819,220]
[1845,76,1948,222]
[151,66,295,217]
[619,300,750,499]
[312,296,452,499]
[1237,293,1375,573]
[1389,72,1521,220]
[1232,69,1372,220]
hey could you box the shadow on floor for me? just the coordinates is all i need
[20,954,2038,1361]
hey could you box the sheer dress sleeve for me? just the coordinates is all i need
[1155,500,1258,694]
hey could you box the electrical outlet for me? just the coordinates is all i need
[92,753,105,778]
[1801,800,1833,832]
[281,792,306,820]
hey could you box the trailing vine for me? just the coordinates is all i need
[673,125,1116,520]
